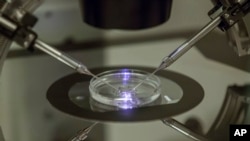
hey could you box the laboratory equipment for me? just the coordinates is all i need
[47,66,203,121]
[79,0,173,29]
[206,85,250,140]
[0,0,250,141]
[89,69,161,109]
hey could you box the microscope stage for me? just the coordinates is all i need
[47,66,204,122]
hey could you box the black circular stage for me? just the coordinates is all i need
[47,66,204,122]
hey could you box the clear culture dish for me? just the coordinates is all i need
[89,69,161,109]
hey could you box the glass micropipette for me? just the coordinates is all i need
[34,41,114,141]
[132,16,222,90]
[34,40,119,92]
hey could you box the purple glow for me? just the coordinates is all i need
[120,69,132,82]
[115,89,139,109]
[120,91,133,100]
[114,69,139,109]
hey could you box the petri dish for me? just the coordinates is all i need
[89,69,161,109]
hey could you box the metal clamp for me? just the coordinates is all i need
[209,0,250,31]
[209,0,250,56]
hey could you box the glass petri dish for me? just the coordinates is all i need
[89,69,161,109]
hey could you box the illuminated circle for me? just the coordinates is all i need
[89,69,161,109]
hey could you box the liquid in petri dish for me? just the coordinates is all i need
[89,69,161,109]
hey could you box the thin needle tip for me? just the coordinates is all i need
[132,68,160,90]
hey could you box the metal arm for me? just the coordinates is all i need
[0,2,93,76]
[157,0,250,71]
[34,39,92,75]
[162,118,209,141]
[0,0,249,74]
[0,1,250,141]
[158,16,222,70]
[209,0,250,56]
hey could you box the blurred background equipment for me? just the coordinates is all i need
[79,0,172,29]
[0,0,250,141]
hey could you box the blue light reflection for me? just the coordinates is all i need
[120,69,132,85]
[116,89,139,109]
[115,69,140,109]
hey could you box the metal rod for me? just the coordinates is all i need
[34,39,92,75]
[158,16,222,70]
[0,16,17,31]
[34,39,119,91]
[132,16,222,90]
[162,118,210,141]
